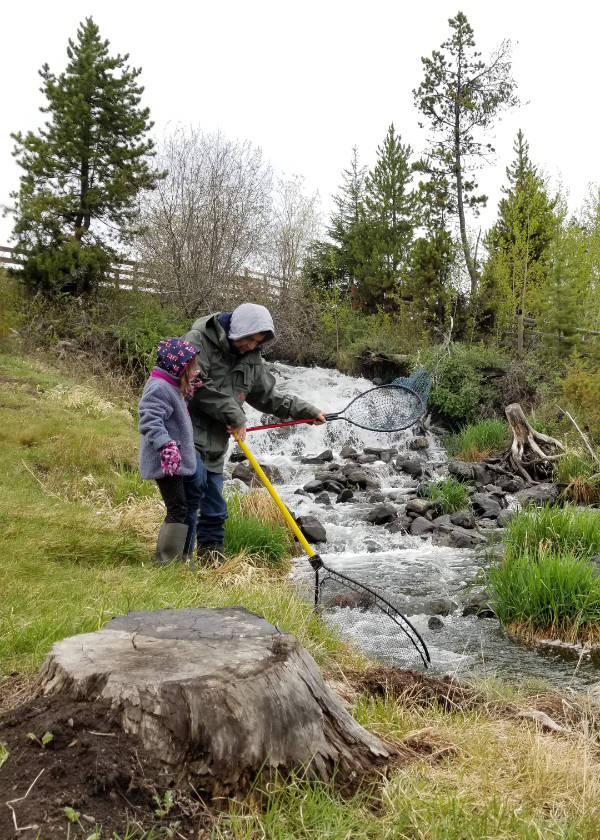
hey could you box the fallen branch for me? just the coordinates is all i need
[502,403,565,483]
[557,406,600,466]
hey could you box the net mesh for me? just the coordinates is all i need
[341,384,425,432]
[391,368,432,407]
[316,567,429,668]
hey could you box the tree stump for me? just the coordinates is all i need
[38,607,398,796]
[504,403,564,483]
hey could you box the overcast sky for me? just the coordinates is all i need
[2,0,599,248]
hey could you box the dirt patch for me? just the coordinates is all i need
[342,665,480,710]
[0,693,213,839]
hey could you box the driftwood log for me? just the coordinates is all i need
[503,403,565,483]
[38,607,398,796]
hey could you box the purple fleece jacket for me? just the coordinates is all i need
[138,370,197,479]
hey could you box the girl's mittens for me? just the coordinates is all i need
[159,440,182,476]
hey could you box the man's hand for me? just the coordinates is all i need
[312,411,326,425]
[227,423,247,441]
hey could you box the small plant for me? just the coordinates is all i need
[428,477,471,514]
[446,419,508,461]
[64,806,81,824]
[554,452,600,504]
[154,788,174,817]
[0,743,9,769]
[26,730,54,747]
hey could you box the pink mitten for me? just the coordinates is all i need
[159,440,181,476]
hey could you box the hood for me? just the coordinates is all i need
[228,303,275,343]
[155,337,198,378]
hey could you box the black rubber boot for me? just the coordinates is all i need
[155,522,189,566]
[196,542,226,567]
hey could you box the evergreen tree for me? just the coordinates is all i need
[353,124,415,311]
[414,11,518,294]
[482,130,557,349]
[11,17,163,295]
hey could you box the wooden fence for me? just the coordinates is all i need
[0,245,283,297]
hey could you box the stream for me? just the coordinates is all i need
[226,362,600,693]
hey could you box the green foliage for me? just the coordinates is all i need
[417,343,508,426]
[0,744,8,769]
[10,17,163,295]
[559,360,600,438]
[446,419,508,461]
[486,550,600,639]
[482,130,557,341]
[427,477,471,514]
[503,504,600,563]
[414,11,519,291]
[224,494,294,568]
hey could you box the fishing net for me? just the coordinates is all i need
[329,381,426,433]
[311,558,430,669]
[391,367,432,409]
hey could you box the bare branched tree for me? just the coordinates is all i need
[138,127,273,316]
[265,175,322,293]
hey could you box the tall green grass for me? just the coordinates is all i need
[427,476,471,514]
[446,419,508,461]
[225,493,295,568]
[487,550,600,641]
[503,504,600,562]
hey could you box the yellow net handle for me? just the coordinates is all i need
[234,436,316,558]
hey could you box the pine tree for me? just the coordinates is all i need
[11,17,163,295]
[353,124,415,311]
[414,12,518,294]
[482,130,557,349]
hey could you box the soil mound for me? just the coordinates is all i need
[0,692,207,839]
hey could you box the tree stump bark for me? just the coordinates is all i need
[38,607,399,796]
[504,403,565,483]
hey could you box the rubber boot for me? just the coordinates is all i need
[196,542,226,568]
[155,522,189,566]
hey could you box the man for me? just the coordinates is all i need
[185,302,325,564]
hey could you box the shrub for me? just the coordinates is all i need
[416,343,509,427]
[427,477,471,514]
[553,452,600,504]
[503,504,600,563]
[560,362,600,439]
[446,419,508,461]
[486,549,600,641]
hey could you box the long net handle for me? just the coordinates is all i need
[234,436,316,558]
[246,415,339,433]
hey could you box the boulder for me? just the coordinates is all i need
[357,453,378,464]
[301,449,334,465]
[427,598,458,616]
[303,479,326,494]
[462,591,495,618]
[314,491,332,506]
[406,498,436,517]
[432,525,486,549]
[366,503,397,525]
[410,516,435,536]
[394,458,424,478]
[340,445,358,459]
[345,468,379,489]
[384,514,412,534]
[409,436,429,451]
[428,616,444,630]
[232,462,281,487]
[336,488,354,503]
[496,509,515,527]
[295,515,327,543]
[470,493,502,519]
[450,509,476,529]
[514,484,560,507]
[447,460,474,482]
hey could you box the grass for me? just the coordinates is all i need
[446,419,508,461]
[427,476,471,514]
[503,504,600,563]
[7,346,600,839]
[225,491,298,568]
[486,549,600,643]
[554,451,600,504]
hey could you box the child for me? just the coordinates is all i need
[138,337,203,564]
